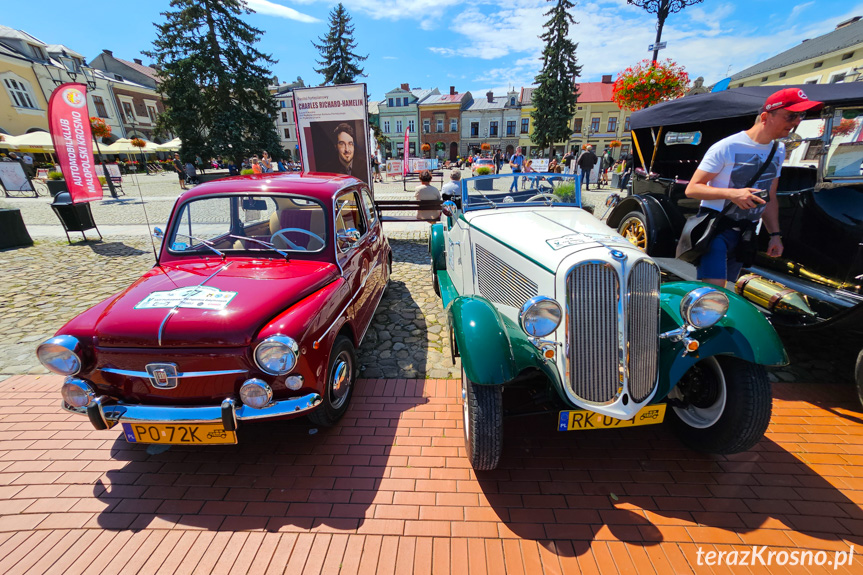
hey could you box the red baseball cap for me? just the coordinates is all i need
[762,88,823,113]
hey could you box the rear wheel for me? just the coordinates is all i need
[308,336,356,427]
[668,356,771,454]
[617,210,649,252]
[462,367,503,470]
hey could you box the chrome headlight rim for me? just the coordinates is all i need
[253,334,299,376]
[239,378,273,409]
[36,335,83,376]
[519,296,563,338]
[681,287,729,330]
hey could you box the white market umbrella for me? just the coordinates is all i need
[104,138,159,154]
[156,137,182,151]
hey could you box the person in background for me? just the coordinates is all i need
[441,169,461,202]
[196,154,205,174]
[173,153,187,190]
[251,157,262,174]
[578,145,598,191]
[261,151,273,173]
[414,169,441,221]
[508,146,524,192]
[619,151,634,192]
[185,160,197,185]
[276,158,286,172]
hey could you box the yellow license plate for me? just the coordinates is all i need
[558,403,666,431]
[121,422,237,445]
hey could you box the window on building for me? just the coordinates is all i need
[805,80,818,84]
[383,120,390,133]
[408,120,415,132]
[489,121,498,136]
[761,76,768,82]
[510,97,516,106]
[573,118,583,133]
[813,61,823,69]
[779,71,787,78]
[607,117,618,132]
[590,117,600,132]
[2,76,37,109]
[831,73,847,83]
[842,52,854,61]
[30,44,46,60]
[147,106,157,123]
[521,118,529,133]
[284,128,290,138]
[395,99,401,107]
[114,74,124,81]
[280,101,286,108]
[450,118,458,132]
[423,119,430,133]
[388,98,394,107]
[737,83,744,88]
[92,95,108,117]
[620,144,630,155]
[281,111,288,122]
[403,97,408,106]
[624,116,631,132]
[436,119,444,132]
[396,120,403,133]
[470,122,479,137]
[506,121,516,136]
[122,102,134,121]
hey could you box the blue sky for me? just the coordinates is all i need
[3,0,861,101]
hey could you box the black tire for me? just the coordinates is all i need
[668,356,771,454]
[308,335,356,427]
[461,367,503,470]
[855,348,863,409]
[617,210,651,253]
[432,265,441,297]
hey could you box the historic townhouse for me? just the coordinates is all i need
[418,87,472,162]
[461,89,520,157]
[270,77,305,161]
[378,83,439,158]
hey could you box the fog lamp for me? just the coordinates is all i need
[61,378,95,408]
[239,379,273,409]
[285,375,304,391]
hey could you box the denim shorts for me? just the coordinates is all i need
[696,228,743,281]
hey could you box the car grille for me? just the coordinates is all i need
[566,259,660,404]
[475,244,537,309]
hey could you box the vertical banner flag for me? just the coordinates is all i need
[293,83,371,186]
[403,128,410,176]
[48,83,101,203]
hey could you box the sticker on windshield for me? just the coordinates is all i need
[547,232,632,250]
[134,286,237,311]
[171,242,188,251]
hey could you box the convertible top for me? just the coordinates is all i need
[630,83,863,130]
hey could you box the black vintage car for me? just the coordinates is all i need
[604,84,863,404]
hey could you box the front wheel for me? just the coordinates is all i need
[308,335,356,427]
[855,348,863,408]
[462,368,503,470]
[617,210,650,252]
[668,356,771,454]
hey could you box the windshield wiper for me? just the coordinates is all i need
[175,232,225,259]
[228,234,290,259]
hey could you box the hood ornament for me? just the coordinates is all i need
[610,249,627,261]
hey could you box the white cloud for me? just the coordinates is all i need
[382,56,398,60]
[789,2,815,21]
[246,0,320,23]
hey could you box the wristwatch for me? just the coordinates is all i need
[769,232,782,237]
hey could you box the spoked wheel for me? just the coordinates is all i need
[461,367,503,470]
[308,336,356,427]
[668,356,771,454]
[617,211,649,251]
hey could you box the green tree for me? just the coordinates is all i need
[147,0,282,165]
[530,0,582,159]
[312,3,367,85]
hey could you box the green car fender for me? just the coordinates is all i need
[429,223,446,271]
[654,281,789,399]
[447,295,558,386]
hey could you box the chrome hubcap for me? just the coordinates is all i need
[330,353,352,409]
[671,356,727,428]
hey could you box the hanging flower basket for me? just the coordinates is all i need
[421,143,431,152]
[480,142,491,151]
[130,137,146,149]
[609,140,623,148]
[612,59,690,112]
[90,117,112,139]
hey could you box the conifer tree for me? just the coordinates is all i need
[312,4,367,85]
[147,0,282,165]
[530,0,582,159]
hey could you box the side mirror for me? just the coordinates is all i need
[605,194,620,208]
[337,228,361,252]
[441,200,457,217]
[153,227,164,240]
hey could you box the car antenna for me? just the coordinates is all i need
[129,168,160,264]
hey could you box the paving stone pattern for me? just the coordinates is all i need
[0,374,860,574]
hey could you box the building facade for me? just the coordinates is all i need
[730,17,863,86]
[378,84,439,158]
[418,87,472,161]
[461,90,521,157]
[270,77,305,160]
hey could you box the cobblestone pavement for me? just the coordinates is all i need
[1,172,855,388]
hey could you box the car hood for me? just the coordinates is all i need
[467,208,640,272]
[94,258,340,348]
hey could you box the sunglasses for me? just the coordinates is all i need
[771,110,807,121]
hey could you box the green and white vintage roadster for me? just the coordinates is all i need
[430,173,788,470]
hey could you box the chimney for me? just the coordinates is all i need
[836,16,861,29]
[486,91,493,103]
[103,49,113,57]
[601,74,613,83]
[401,83,409,90]
[450,86,456,95]
[133,58,143,65]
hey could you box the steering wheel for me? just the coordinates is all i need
[526,193,559,203]
[270,228,325,251]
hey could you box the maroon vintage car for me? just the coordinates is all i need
[36,173,391,445]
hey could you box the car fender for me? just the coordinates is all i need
[429,223,446,271]
[448,295,517,385]
[654,281,789,399]
[606,195,677,256]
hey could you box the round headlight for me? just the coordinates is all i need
[36,335,82,376]
[519,296,563,338]
[254,335,299,375]
[61,378,95,408]
[681,287,729,329]
[240,379,273,409]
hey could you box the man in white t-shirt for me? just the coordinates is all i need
[441,169,461,202]
[683,88,823,287]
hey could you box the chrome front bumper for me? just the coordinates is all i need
[63,393,323,431]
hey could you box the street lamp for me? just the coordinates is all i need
[627,0,704,64]
[126,115,150,176]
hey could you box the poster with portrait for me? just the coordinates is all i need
[293,84,371,187]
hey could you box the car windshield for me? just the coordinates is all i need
[462,173,581,209]
[822,107,863,180]
[167,194,327,255]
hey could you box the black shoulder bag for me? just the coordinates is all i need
[675,141,777,265]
